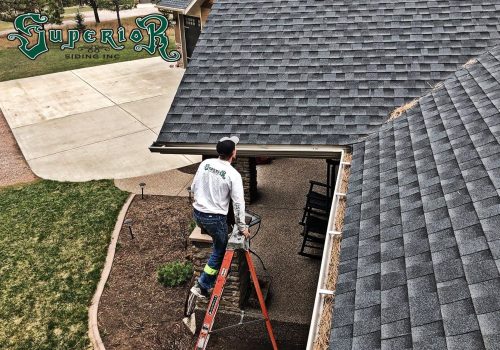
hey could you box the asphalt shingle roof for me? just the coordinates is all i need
[156,0,500,147]
[157,0,192,10]
[330,45,500,350]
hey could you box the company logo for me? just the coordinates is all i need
[205,164,226,179]
[7,12,181,62]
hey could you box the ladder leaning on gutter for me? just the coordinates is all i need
[306,149,351,349]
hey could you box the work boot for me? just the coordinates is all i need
[190,281,210,299]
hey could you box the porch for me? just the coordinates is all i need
[156,0,214,67]
[191,157,337,348]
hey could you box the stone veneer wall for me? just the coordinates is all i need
[191,239,251,312]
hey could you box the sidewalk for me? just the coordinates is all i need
[0,57,200,181]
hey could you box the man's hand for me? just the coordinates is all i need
[241,227,250,238]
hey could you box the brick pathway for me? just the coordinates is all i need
[0,110,37,187]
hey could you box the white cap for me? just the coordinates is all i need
[219,136,239,144]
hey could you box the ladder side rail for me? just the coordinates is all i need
[195,250,235,350]
[245,250,279,350]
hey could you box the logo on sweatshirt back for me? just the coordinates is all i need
[205,164,226,179]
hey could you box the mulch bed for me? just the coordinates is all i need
[98,195,292,350]
[0,109,37,187]
[98,195,194,350]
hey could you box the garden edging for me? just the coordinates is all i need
[88,193,136,350]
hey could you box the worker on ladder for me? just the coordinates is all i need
[190,136,250,299]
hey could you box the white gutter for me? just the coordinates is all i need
[150,143,349,158]
[306,150,349,349]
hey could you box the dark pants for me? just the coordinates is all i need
[193,208,228,290]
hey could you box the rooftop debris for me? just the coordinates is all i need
[389,97,420,121]
[463,58,478,69]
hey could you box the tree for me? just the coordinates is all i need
[0,0,33,22]
[46,0,64,25]
[84,0,100,23]
[75,9,86,32]
[101,0,136,27]
[0,0,65,25]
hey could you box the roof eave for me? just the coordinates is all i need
[155,0,199,14]
[149,142,349,158]
[155,4,187,13]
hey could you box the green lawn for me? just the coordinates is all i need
[0,36,176,82]
[0,16,178,82]
[0,180,129,350]
[0,40,174,82]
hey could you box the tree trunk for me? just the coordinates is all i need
[115,2,121,27]
[90,0,100,23]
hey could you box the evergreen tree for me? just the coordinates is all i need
[0,0,33,22]
[46,0,64,24]
[75,10,86,31]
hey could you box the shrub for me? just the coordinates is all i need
[157,261,193,287]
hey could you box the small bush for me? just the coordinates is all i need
[157,261,193,287]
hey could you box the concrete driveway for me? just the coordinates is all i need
[0,57,200,181]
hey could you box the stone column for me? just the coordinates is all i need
[189,227,250,312]
[233,157,258,204]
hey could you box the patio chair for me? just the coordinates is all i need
[298,212,329,259]
[299,159,340,226]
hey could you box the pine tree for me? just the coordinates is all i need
[46,0,64,24]
[75,9,86,32]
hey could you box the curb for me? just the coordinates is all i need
[88,194,136,350]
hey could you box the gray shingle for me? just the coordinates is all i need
[477,310,500,350]
[411,322,447,350]
[446,331,486,350]
[155,0,500,148]
[157,0,192,10]
[441,299,480,336]
[469,278,500,315]
[331,45,500,349]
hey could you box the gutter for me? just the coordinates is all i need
[149,143,349,159]
[306,150,350,349]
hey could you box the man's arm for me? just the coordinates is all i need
[231,173,249,236]
[190,161,203,194]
